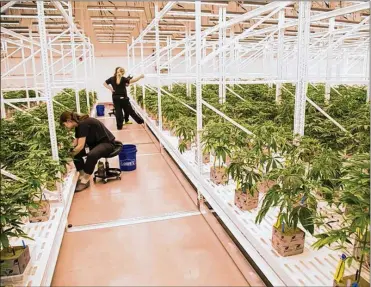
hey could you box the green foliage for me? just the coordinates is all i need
[0,88,97,249]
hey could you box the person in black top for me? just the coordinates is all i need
[103,67,144,130]
[60,111,116,192]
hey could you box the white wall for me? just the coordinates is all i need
[2,54,368,104]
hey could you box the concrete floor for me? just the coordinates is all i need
[52,116,265,286]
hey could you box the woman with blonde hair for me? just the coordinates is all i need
[103,67,144,130]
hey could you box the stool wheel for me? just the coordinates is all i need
[93,177,96,183]
[117,176,121,180]
[103,178,108,184]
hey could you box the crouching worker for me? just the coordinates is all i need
[60,111,116,192]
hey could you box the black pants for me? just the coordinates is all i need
[113,96,143,129]
[73,142,115,175]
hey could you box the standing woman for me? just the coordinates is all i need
[104,67,144,130]
[60,111,116,192]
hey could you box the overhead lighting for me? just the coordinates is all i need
[87,6,144,12]
[162,17,195,22]
[91,16,140,21]
[1,14,63,19]
[147,30,185,34]
[96,33,130,36]
[158,23,185,28]
[10,4,58,11]
[180,1,229,6]
[1,20,20,24]
[93,23,136,28]
[94,30,133,34]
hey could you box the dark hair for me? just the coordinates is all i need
[60,111,89,126]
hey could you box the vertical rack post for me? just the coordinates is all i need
[68,1,80,113]
[293,1,311,137]
[37,1,59,161]
[186,24,191,97]
[140,40,146,109]
[83,42,90,112]
[169,37,173,91]
[325,17,335,103]
[195,0,203,208]
[155,3,162,131]
[132,37,137,98]
[20,40,30,108]
[1,90,6,119]
[29,31,40,104]
[275,10,285,104]
[218,7,226,104]
[49,36,55,99]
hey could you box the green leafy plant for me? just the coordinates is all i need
[313,153,370,284]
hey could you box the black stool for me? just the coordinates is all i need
[108,108,115,117]
[93,141,122,184]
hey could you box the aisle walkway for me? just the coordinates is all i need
[52,115,264,286]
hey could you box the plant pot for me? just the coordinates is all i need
[0,246,30,277]
[179,139,191,151]
[333,274,370,287]
[234,189,259,211]
[162,122,171,131]
[170,129,176,137]
[257,180,275,193]
[29,200,50,223]
[272,226,305,257]
[195,150,210,164]
[210,166,228,185]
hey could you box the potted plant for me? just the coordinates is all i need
[228,149,261,210]
[256,149,317,257]
[313,153,370,287]
[0,179,33,278]
[202,121,231,185]
[174,116,196,153]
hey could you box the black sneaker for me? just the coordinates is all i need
[75,180,90,192]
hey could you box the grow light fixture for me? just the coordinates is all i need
[93,24,136,28]
[180,1,229,6]
[9,5,58,11]
[91,17,140,22]
[87,6,145,12]
[1,14,63,19]
[162,17,195,22]
[1,20,19,25]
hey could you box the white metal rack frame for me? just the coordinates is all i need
[126,1,370,286]
[1,2,94,285]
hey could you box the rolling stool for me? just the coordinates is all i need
[108,108,115,117]
[93,141,122,184]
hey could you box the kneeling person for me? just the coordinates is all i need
[60,111,116,192]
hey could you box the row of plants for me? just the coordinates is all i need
[0,88,97,278]
[132,83,369,286]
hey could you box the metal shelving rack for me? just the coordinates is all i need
[126,1,370,286]
[1,2,94,285]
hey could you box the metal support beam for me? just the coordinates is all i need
[275,10,285,104]
[155,3,162,131]
[37,1,59,161]
[325,18,335,104]
[293,1,311,137]
[68,1,80,113]
[195,0,203,175]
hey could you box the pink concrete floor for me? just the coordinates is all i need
[52,118,265,286]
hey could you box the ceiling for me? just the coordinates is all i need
[1,1,370,56]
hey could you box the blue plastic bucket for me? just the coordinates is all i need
[96,105,105,117]
[119,144,137,171]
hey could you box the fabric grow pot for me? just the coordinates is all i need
[96,105,105,117]
[119,144,137,171]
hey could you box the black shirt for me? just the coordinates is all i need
[75,117,115,148]
[105,76,130,98]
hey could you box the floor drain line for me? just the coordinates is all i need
[67,210,201,233]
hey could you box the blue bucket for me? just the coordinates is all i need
[96,105,105,117]
[119,144,137,171]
